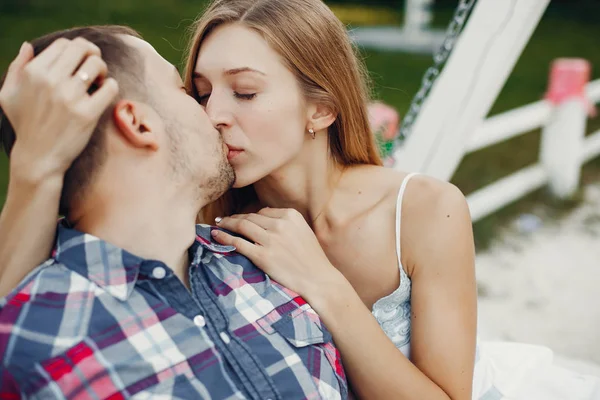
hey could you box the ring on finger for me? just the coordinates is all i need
[77,71,91,84]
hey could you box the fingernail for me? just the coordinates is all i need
[215,217,222,224]
[19,42,28,55]
[211,230,218,237]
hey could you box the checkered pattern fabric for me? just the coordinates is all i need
[0,223,347,399]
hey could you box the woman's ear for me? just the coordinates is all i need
[306,102,337,133]
[113,100,159,151]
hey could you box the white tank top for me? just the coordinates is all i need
[370,172,418,359]
[369,178,600,399]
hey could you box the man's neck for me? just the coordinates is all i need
[72,187,200,287]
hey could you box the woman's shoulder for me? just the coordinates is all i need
[351,165,472,255]
[347,165,466,213]
[341,166,473,277]
[398,173,467,216]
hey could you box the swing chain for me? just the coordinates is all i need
[398,0,478,143]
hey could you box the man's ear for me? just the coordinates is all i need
[306,102,337,133]
[113,100,159,151]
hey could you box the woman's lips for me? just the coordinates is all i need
[226,145,244,161]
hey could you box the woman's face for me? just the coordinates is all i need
[194,23,310,188]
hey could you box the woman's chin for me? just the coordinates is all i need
[231,170,264,189]
[232,180,246,189]
[232,174,254,189]
[231,163,281,189]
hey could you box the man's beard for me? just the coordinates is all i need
[166,122,193,179]
[203,147,235,204]
[164,120,235,204]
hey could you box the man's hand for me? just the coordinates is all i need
[0,38,119,182]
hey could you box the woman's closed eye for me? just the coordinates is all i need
[195,90,257,107]
[234,91,257,100]
[198,93,210,106]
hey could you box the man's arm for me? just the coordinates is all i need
[0,39,118,297]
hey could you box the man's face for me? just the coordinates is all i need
[123,36,235,203]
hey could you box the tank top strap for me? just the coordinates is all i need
[395,173,419,274]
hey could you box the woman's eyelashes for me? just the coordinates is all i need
[196,91,257,106]
[234,92,257,100]
[197,94,210,106]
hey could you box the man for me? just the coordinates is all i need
[0,26,346,399]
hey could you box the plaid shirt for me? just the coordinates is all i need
[0,224,347,399]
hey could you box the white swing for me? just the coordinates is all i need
[366,0,600,223]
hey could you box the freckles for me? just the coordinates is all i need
[263,97,275,113]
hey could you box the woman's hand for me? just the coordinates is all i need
[0,38,118,182]
[211,207,346,301]
[0,37,118,298]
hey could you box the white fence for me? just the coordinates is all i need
[386,0,600,223]
[466,79,600,222]
[350,0,445,53]
[393,0,552,181]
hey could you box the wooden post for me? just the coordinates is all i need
[404,0,434,35]
[392,0,551,181]
[540,59,591,199]
[349,0,444,54]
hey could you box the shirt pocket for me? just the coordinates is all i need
[257,305,348,399]
[257,305,331,346]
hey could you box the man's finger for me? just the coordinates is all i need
[50,38,102,80]
[1,42,34,93]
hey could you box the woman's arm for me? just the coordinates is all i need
[312,181,476,399]
[211,181,476,400]
[403,179,477,399]
[0,166,63,297]
[0,38,117,297]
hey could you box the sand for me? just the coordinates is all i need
[476,182,600,376]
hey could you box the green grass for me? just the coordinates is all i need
[1,1,599,248]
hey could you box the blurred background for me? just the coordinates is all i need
[1,0,599,369]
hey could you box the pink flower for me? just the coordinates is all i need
[368,102,401,141]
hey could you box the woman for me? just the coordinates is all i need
[184,1,476,399]
[0,1,597,399]
[183,3,599,399]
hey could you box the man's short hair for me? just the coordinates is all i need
[0,25,145,216]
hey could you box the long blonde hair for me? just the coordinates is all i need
[183,0,382,222]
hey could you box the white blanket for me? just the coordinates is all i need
[473,342,600,400]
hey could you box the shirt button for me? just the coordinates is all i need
[152,266,166,279]
[220,332,231,344]
[193,315,206,328]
